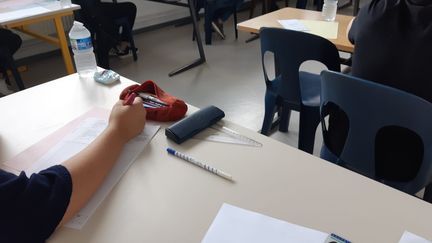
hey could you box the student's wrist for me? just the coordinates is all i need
[104,125,130,145]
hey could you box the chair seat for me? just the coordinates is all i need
[266,71,321,107]
[299,71,321,107]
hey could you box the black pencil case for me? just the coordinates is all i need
[165,105,225,144]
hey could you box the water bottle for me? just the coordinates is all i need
[59,0,71,7]
[322,0,338,21]
[69,21,97,78]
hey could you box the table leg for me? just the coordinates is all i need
[168,0,206,76]
[53,16,75,74]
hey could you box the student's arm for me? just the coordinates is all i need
[59,97,146,225]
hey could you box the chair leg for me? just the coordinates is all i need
[278,103,291,133]
[192,0,199,41]
[233,5,238,39]
[95,35,110,69]
[10,64,25,90]
[262,0,268,14]
[296,0,308,9]
[261,94,278,135]
[298,107,321,154]
[204,2,214,45]
[316,0,323,10]
[353,0,360,15]
[424,183,432,203]
[0,68,11,86]
[249,0,256,18]
[0,48,24,90]
[4,54,25,90]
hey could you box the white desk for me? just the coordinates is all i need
[0,0,80,74]
[0,74,431,242]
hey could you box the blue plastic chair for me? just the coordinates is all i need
[259,28,340,153]
[320,70,432,197]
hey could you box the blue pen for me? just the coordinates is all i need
[167,148,233,181]
[327,233,351,243]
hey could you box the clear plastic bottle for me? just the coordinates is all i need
[69,21,97,78]
[322,0,338,21]
[60,0,71,7]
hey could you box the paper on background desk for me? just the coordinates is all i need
[278,19,339,39]
[0,0,53,23]
[0,6,49,23]
[202,203,328,243]
[399,231,432,243]
[0,0,44,9]
[277,19,309,32]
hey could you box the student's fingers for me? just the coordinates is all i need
[132,96,143,105]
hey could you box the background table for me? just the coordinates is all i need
[0,73,431,242]
[0,0,80,74]
[237,7,354,53]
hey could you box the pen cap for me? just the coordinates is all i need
[166,148,176,155]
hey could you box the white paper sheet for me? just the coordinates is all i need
[202,203,328,243]
[277,19,339,39]
[399,231,431,243]
[26,118,160,229]
[278,19,309,32]
[0,6,49,23]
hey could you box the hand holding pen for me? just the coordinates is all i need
[111,96,146,142]
[123,91,137,106]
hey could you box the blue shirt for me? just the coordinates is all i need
[0,165,72,243]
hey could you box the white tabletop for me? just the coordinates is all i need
[0,0,80,26]
[1,73,431,243]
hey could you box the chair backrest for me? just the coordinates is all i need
[320,70,432,194]
[259,27,340,106]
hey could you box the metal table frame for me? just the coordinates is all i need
[146,0,206,76]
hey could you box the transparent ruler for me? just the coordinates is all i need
[193,123,263,147]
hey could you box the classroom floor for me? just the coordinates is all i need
[1,2,360,155]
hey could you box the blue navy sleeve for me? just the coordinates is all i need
[0,165,72,243]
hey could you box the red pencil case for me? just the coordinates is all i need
[120,80,188,122]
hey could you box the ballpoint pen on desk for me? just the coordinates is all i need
[166,148,233,181]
